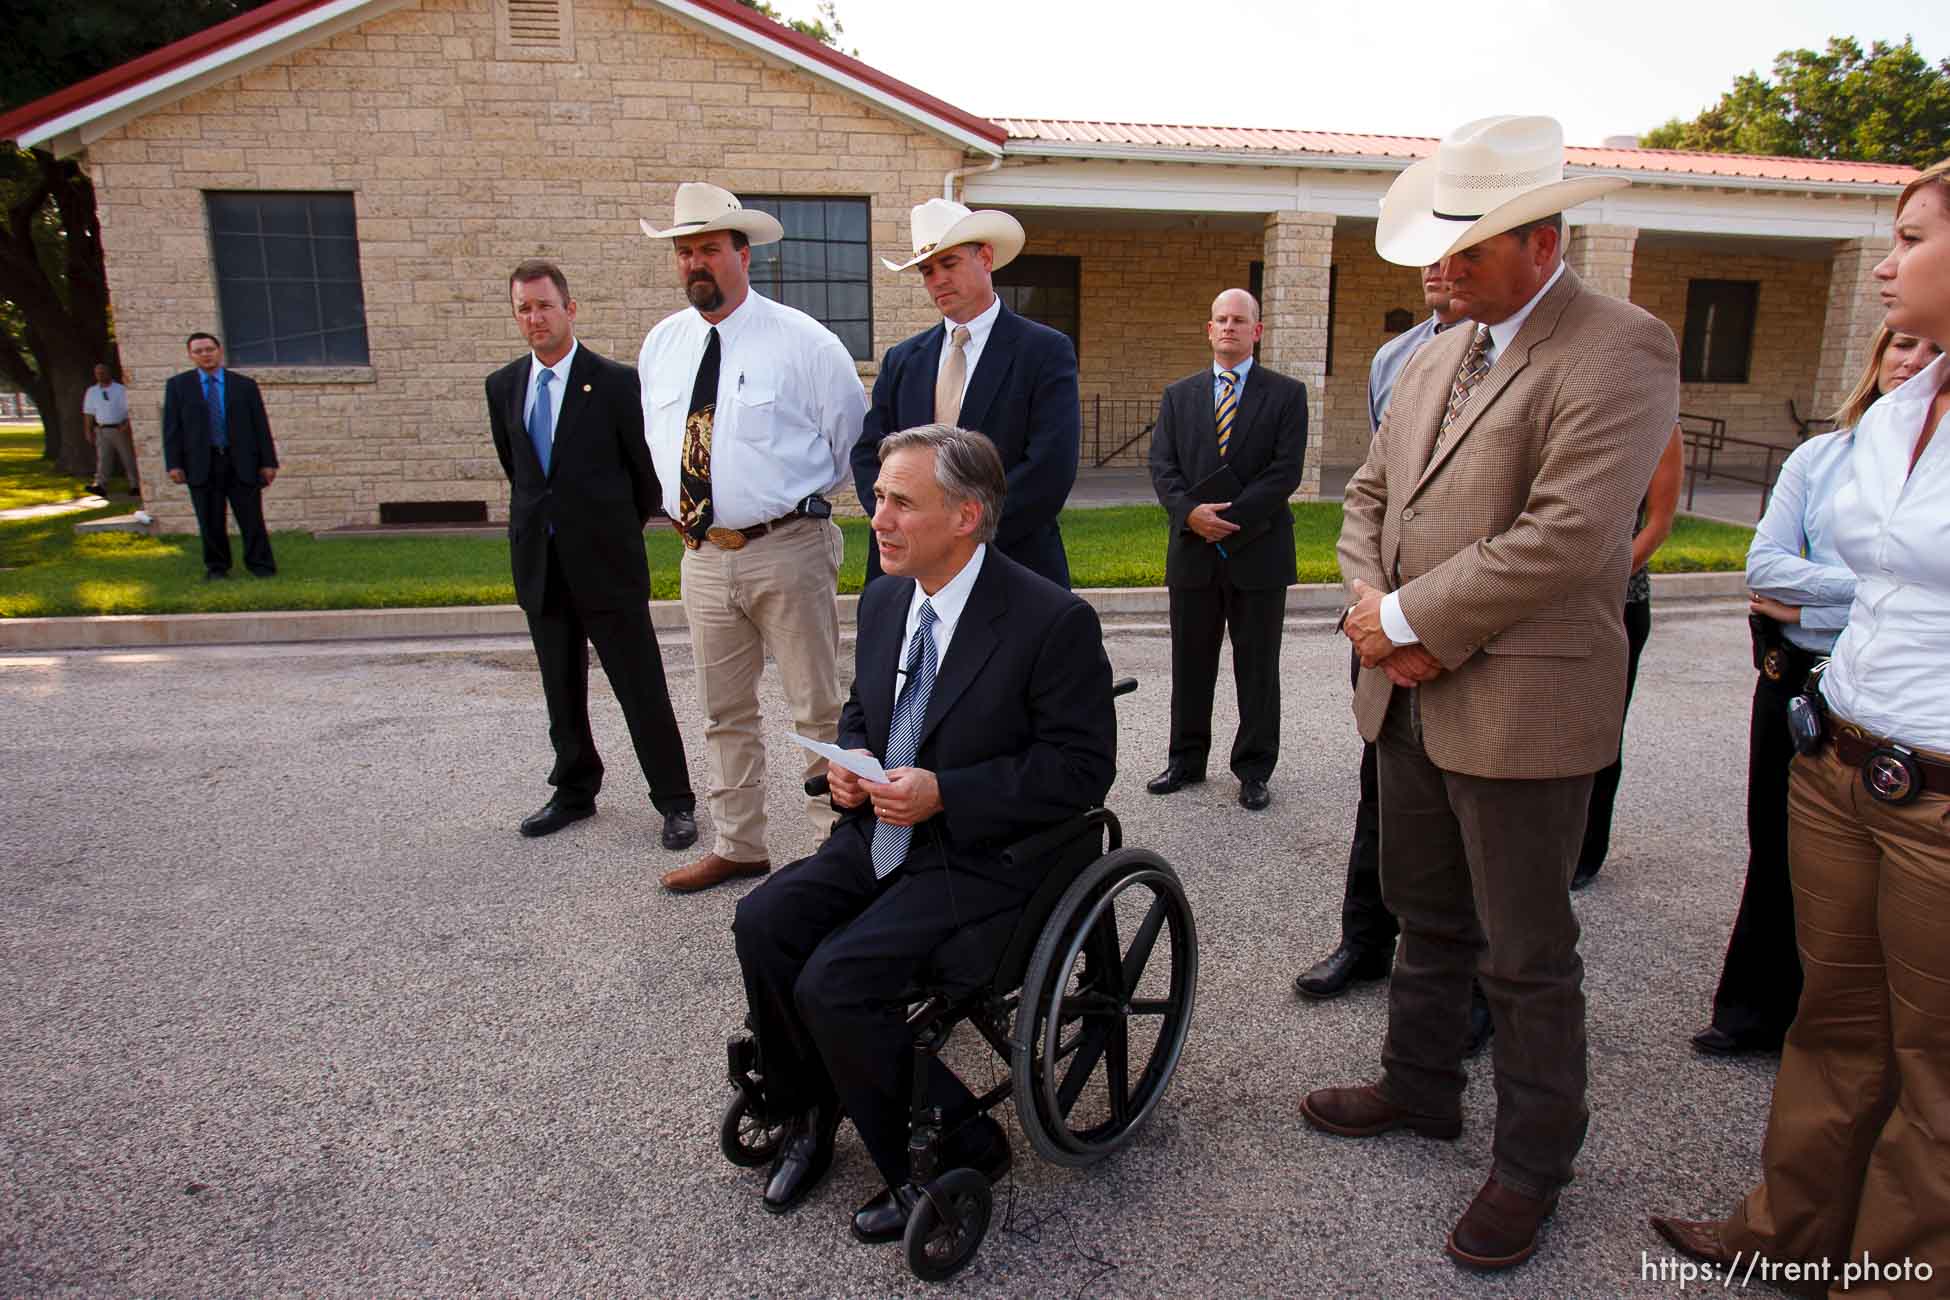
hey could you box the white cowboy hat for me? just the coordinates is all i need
[881,198,1025,273]
[639,182,783,245]
[1375,115,1627,267]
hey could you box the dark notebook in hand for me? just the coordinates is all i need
[1187,463,1271,552]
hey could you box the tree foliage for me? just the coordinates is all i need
[1643,36,1950,168]
[0,2,279,469]
[735,0,856,57]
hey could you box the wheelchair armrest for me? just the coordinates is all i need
[1000,807,1119,868]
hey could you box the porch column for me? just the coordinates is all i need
[1565,223,1638,299]
[1812,237,1886,419]
[1260,210,1334,499]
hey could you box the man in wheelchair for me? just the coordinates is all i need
[731,424,1117,1242]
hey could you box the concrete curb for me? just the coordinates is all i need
[0,572,1748,652]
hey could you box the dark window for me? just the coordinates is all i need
[206,193,370,365]
[1326,265,1338,377]
[993,254,1080,354]
[742,196,871,360]
[1681,280,1759,383]
[1249,260,1264,363]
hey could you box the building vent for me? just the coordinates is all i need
[497,0,574,61]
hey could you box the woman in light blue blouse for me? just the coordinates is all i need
[1689,326,1940,1057]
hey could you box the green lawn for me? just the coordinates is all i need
[0,424,97,511]
[0,495,1755,619]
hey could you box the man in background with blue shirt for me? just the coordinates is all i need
[161,332,278,580]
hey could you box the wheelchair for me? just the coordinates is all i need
[718,678,1199,1282]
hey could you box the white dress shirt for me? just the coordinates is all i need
[1379,261,1568,648]
[895,544,987,699]
[525,340,577,438]
[1746,428,1856,654]
[1818,354,1950,752]
[639,291,868,530]
[933,293,1002,408]
[83,381,130,425]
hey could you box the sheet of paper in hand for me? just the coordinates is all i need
[790,733,890,783]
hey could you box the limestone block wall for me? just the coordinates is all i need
[88,0,959,533]
[1018,226,1260,468]
[1259,211,1333,498]
[1628,245,1832,452]
[1566,223,1638,300]
[1811,238,1888,421]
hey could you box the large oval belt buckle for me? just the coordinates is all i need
[706,526,747,551]
[1761,647,1787,682]
[1862,745,1922,806]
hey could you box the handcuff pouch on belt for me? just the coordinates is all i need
[1786,659,1829,757]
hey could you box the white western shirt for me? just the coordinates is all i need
[525,340,577,443]
[83,382,130,425]
[1379,261,1567,647]
[1818,354,1950,752]
[639,291,867,531]
[933,293,1002,408]
[895,544,987,701]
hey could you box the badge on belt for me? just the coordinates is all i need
[1762,646,1787,682]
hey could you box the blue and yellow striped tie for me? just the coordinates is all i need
[1216,369,1239,457]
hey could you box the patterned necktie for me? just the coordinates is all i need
[203,372,228,449]
[527,368,554,476]
[1437,326,1493,450]
[678,327,720,546]
[1215,370,1239,456]
[872,600,940,880]
[935,325,971,425]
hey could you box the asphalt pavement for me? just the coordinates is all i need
[2,602,1795,1298]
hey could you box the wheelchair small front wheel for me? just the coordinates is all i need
[719,1090,788,1168]
[903,1167,992,1283]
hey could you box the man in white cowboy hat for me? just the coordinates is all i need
[637,182,869,895]
[1300,116,1680,1272]
[853,198,1080,588]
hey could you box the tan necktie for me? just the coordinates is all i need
[934,324,971,425]
[1436,326,1493,452]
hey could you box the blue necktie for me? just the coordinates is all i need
[872,600,939,880]
[204,372,228,449]
[528,369,554,475]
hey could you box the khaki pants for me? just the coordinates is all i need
[93,423,139,490]
[679,516,844,863]
[1725,741,1950,1298]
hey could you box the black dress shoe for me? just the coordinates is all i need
[1238,778,1270,811]
[1690,1024,1783,1057]
[203,569,229,581]
[519,797,595,838]
[1570,862,1600,891]
[1146,766,1206,796]
[1293,942,1394,1000]
[852,1183,923,1244]
[660,809,698,851]
[765,1107,837,1215]
[943,1113,1012,1183]
[1465,984,1495,1058]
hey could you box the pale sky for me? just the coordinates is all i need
[787,0,1950,147]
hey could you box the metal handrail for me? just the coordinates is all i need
[1681,426,1790,520]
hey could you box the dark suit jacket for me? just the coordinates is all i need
[161,368,278,487]
[837,548,1116,894]
[485,343,661,615]
[1148,363,1308,590]
[855,304,1081,586]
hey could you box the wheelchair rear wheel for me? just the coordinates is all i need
[1011,847,1197,1167]
[719,1090,789,1168]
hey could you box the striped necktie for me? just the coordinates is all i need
[1215,369,1239,457]
[872,600,939,880]
[1437,326,1493,450]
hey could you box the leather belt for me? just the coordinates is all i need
[684,511,804,552]
[97,421,128,429]
[1831,722,1950,798]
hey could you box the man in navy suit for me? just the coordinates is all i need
[853,200,1080,588]
[733,424,1115,1240]
[161,332,279,579]
[485,260,696,849]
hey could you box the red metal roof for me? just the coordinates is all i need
[996,118,1920,187]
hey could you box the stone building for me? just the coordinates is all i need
[0,0,1916,534]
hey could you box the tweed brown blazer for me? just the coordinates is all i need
[1337,267,1680,780]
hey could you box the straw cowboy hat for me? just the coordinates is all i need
[881,198,1025,273]
[639,182,783,245]
[1375,115,1626,267]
